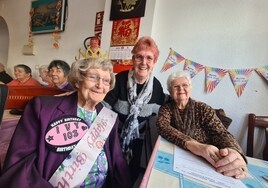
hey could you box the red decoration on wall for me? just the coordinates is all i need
[111,18,140,46]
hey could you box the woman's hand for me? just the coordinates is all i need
[186,140,221,166]
[215,148,247,179]
[186,141,247,179]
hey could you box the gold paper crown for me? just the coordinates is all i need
[75,47,108,61]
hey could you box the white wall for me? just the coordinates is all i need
[1,0,267,158]
[151,0,268,158]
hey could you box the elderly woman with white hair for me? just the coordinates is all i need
[0,58,131,188]
[156,70,247,179]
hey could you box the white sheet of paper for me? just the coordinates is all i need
[173,146,246,188]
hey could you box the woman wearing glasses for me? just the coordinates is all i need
[0,58,131,188]
[104,36,166,185]
[157,71,247,179]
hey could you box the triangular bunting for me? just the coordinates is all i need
[183,59,204,78]
[229,69,254,97]
[205,67,227,93]
[255,65,268,81]
[160,48,185,72]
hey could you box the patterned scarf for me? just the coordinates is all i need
[121,69,154,160]
[170,98,196,137]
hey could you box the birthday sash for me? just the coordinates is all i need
[49,107,117,188]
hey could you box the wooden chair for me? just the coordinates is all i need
[4,86,67,110]
[247,113,268,160]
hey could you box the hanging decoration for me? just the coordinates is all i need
[161,48,268,97]
[255,65,268,81]
[183,59,204,78]
[205,67,227,93]
[229,69,254,97]
[52,0,62,48]
[28,8,35,46]
[160,48,185,72]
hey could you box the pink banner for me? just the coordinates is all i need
[255,66,268,81]
[160,48,185,72]
[205,67,227,93]
[183,59,204,78]
[229,69,254,97]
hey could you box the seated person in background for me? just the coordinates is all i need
[48,60,75,91]
[0,63,13,84]
[0,57,131,188]
[38,65,53,87]
[104,36,166,184]
[7,64,40,86]
[156,71,247,179]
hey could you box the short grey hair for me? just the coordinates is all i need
[167,71,192,93]
[68,57,115,90]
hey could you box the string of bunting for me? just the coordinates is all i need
[160,48,268,97]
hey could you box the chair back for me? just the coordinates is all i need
[215,108,232,129]
[4,86,67,110]
[0,84,9,124]
[247,113,268,160]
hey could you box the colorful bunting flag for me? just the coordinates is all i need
[160,48,268,97]
[160,48,185,72]
[229,69,254,97]
[205,67,227,93]
[183,59,204,78]
[255,66,268,81]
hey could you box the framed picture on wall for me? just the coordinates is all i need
[110,0,147,20]
[31,0,67,34]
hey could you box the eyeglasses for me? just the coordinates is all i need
[84,74,111,86]
[172,83,190,90]
[134,54,154,63]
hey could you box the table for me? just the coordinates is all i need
[0,110,21,170]
[140,136,268,188]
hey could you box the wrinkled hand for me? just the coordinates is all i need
[187,141,221,166]
[215,148,247,179]
[187,141,247,179]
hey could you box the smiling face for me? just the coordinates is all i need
[132,50,156,83]
[49,66,67,86]
[170,77,192,109]
[77,68,111,110]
